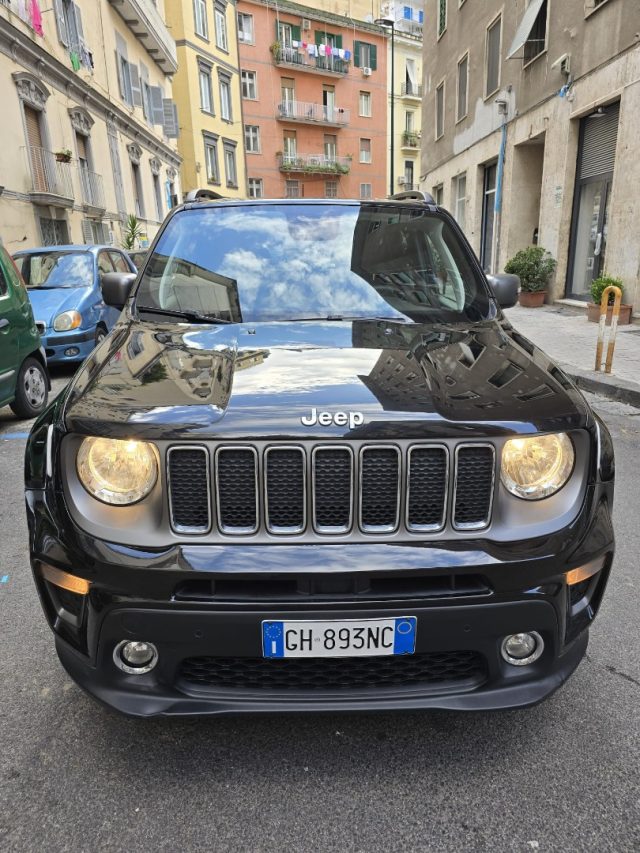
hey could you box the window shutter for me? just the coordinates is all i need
[150,87,165,125]
[291,25,301,41]
[354,41,361,67]
[315,31,322,45]
[81,220,93,244]
[163,99,179,138]
[370,44,377,70]
[73,3,84,47]
[115,51,125,97]
[335,35,342,49]
[130,65,143,108]
[53,0,69,47]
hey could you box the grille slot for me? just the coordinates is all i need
[265,447,306,533]
[312,446,353,533]
[179,651,487,691]
[360,446,401,532]
[453,445,495,530]
[216,447,258,534]
[168,447,210,533]
[407,446,448,531]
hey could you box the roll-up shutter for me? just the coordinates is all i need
[578,103,619,181]
[25,106,46,192]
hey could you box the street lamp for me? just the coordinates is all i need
[375,16,395,196]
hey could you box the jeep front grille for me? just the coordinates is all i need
[167,442,496,539]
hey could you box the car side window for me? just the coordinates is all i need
[98,252,115,275]
[0,264,8,298]
[109,252,130,273]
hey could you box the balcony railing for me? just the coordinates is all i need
[107,0,177,73]
[276,101,350,127]
[26,146,74,206]
[401,82,423,98]
[272,45,349,76]
[79,165,106,211]
[278,153,351,175]
[401,131,421,148]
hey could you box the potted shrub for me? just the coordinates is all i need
[54,148,72,163]
[504,246,556,308]
[587,275,631,325]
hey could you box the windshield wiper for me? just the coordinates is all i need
[135,305,233,325]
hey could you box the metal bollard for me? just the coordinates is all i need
[595,285,623,374]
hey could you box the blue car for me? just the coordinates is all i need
[12,245,136,364]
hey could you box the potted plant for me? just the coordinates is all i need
[504,246,556,308]
[121,214,144,251]
[587,275,632,325]
[269,41,282,62]
[54,149,72,163]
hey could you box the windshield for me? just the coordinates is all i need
[15,252,93,289]
[135,203,494,324]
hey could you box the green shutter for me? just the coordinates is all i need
[354,40,361,67]
[275,21,279,41]
[315,31,323,45]
[335,35,342,49]
[292,25,301,41]
[370,44,377,70]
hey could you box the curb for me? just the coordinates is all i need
[561,363,640,409]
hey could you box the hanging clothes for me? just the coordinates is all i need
[30,0,43,36]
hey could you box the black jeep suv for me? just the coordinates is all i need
[25,197,614,717]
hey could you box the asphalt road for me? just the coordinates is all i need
[0,375,639,852]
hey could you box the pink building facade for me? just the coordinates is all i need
[238,0,387,200]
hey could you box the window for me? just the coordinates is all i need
[285,179,302,198]
[454,173,466,231]
[485,15,502,97]
[524,0,548,65]
[457,53,468,121]
[55,0,83,52]
[193,0,208,39]
[354,41,377,70]
[140,64,152,123]
[277,23,295,48]
[404,160,414,189]
[324,134,337,161]
[224,144,237,187]
[119,52,133,106]
[325,180,338,198]
[359,138,372,164]
[204,134,219,183]
[199,64,213,113]
[153,172,163,221]
[435,81,444,139]
[433,184,444,206]
[405,59,420,97]
[248,178,263,198]
[359,91,372,117]
[241,70,257,99]
[360,183,372,199]
[215,6,228,51]
[438,0,447,36]
[405,111,414,132]
[219,76,232,121]
[283,130,297,159]
[245,125,260,153]
[131,162,144,218]
[237,12,254,43]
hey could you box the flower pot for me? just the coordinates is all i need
[518,290,546,308]
[587,302,632,325]
[55,154,71,163]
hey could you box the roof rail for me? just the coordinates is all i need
[389,189,436,204]
[184,188,226,202]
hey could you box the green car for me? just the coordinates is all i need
[0,242,49,418]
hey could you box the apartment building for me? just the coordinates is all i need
[0,0,181,251]
[166,0,246,198]
[420,0,640,308]
[237,0,387,200]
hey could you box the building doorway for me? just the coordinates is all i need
[480,162,497,272]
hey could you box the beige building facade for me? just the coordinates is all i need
[0,0,181,252]
[420,0,640,308]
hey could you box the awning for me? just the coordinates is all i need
[506,0,545,59]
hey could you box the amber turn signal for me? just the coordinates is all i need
[40,563,90,595]
[565,557,605,587]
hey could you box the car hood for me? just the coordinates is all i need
[63,317,591,440]
[28,287,90,327]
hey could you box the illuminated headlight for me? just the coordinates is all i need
[501,433,575,500]
[53,310,82,332]
[77,437,158,505]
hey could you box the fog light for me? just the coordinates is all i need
[64,347,80,357]
[501,632,544,666]
[113,640,158,674]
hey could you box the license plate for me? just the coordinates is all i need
[262,617,417,659]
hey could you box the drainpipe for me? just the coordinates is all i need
[493,104,508,274]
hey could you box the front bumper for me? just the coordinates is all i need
[39,329,95,363]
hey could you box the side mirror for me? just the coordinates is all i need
[101,272,137,309]
[487,273,520,309]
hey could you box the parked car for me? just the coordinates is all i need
[127,250,148,271]
[0,242,49,419]
[13,245,136,364]
[25,194,615,717]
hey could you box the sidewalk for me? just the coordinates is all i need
[503,304,640,406]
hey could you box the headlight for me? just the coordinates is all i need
[501,433,575,500]
[77,437,158,505]
[53,310,82,332]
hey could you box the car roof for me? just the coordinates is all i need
[13,244,117,256]
[180,198,438,212]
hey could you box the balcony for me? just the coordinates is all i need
[79,166,106,214]
[271,45,349,77]
[401,131,421,150]
[107,0,177,73]
[278,153,351,176]
[401,82,423,100]
[276,101,350,127]
[26,146,74,209]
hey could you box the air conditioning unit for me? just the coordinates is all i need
[362,67,372,77]
[397,176,406,186]
[302,18,311,30]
